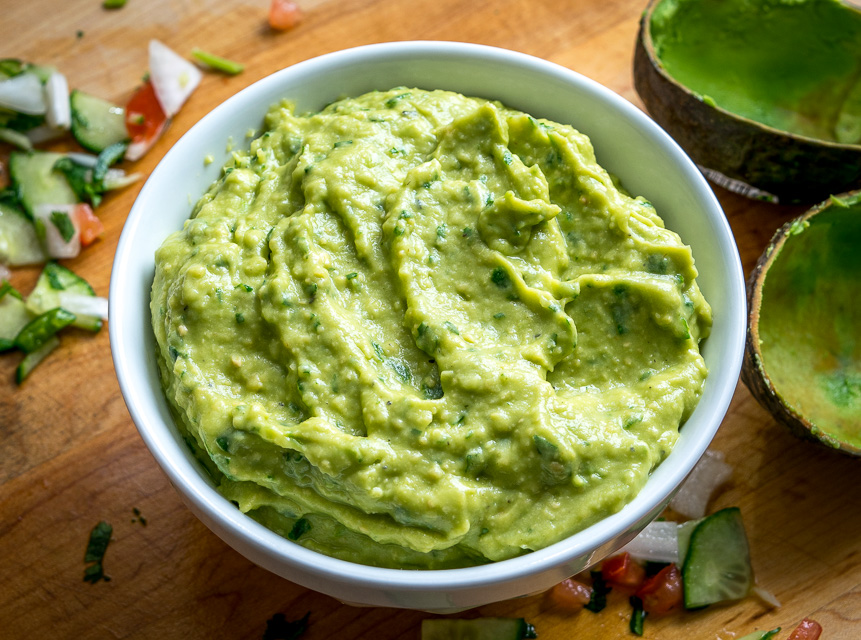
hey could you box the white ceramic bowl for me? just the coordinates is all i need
[110,41,746,613]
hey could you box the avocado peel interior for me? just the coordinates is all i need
[634,0,861,204]
[743,191,861,456]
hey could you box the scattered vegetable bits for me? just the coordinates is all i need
[787,618,823,640]
[83,521,113,584]
[262,611,309,640]
[191,49,244,75]
[268,0,302,30]
[548,577,592,611]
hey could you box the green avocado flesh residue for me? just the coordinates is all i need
[758,196,861,448]
[650,0,861,145]
[151,88,712,569]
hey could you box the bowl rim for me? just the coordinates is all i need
[110,40,746,594]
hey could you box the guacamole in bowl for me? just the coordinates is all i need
[151,87,712,569]
[112,41,744,611]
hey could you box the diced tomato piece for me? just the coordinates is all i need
[601,552,646,590]
[73,203,103,247]
[787,618,823,640]
[549,578,592,611]
[635,564,683,615]
[268,0,302,30]
[125,79,167,148]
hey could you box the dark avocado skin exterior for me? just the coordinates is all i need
[740,199,861,457]
[633,8,861,206]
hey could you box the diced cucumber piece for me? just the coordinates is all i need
[0,284,32,352]
[0,201,46,265]
[8,150,78,217]
[421,618,537,640]
[26,262,102,332]
[0,58,27,80]
[682,507,753,609]
[16,334,59,384]
[24,63,56,83]
[70,89,128,153]
[0,127,33,150]
[676,518,699,568]
[14,307,75,353]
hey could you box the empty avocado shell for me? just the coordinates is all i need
[742,191,861,456]
[634,0,861,205]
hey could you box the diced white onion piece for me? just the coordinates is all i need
[149,39,201,118]
[58,291,108,320]
[0,127,33,150]
[102,168,143,190]
[33,203,80,259]
[620,520,680,564]
[125,138,150,162]
[0,72,46,115]
[25,124,66,145]
[44,71,71,129]
[752,584,781,609]
[670,449,733,519]
[65,152,100,168]
[0,264,11,281]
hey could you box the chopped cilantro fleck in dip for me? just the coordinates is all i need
[83,521,113,584]
[287,517,311,541]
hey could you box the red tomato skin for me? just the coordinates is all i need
[269,0,302,30]
[125,80,167,144]
[787,618,823,640]
[549,578,592,611]
[601,552,646,590]
[635,564,683,616]
[74,203,103,247]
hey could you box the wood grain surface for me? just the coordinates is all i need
[1,0,860,638]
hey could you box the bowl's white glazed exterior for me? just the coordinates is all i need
[110,41,745,612]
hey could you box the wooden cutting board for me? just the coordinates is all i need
[1,0,859,638]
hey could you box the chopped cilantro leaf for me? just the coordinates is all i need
[490,267,510,288]
[83,521,112,584]
[287,517,311,541]
[263,611,310,640]
[585,570,611,612]
[50,211,75,242]
[629,596,646,636]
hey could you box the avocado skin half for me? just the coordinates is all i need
[633,6,861,206]
[741,192,861,457]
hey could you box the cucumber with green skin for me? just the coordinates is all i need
[682,507,753,609]
[0,283,32,352]
[26,262,102,332]
[14,307,75,353]
[8,150,78,218]
[421,618,537,640]
[16,335,59,383]
[0,201,46,265]
[70,89,129,153]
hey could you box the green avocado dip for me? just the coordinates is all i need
[649,0,861,145]
[151,88,712,569]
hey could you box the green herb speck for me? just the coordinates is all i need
[288,517,311,541]
[83,521,112,584]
